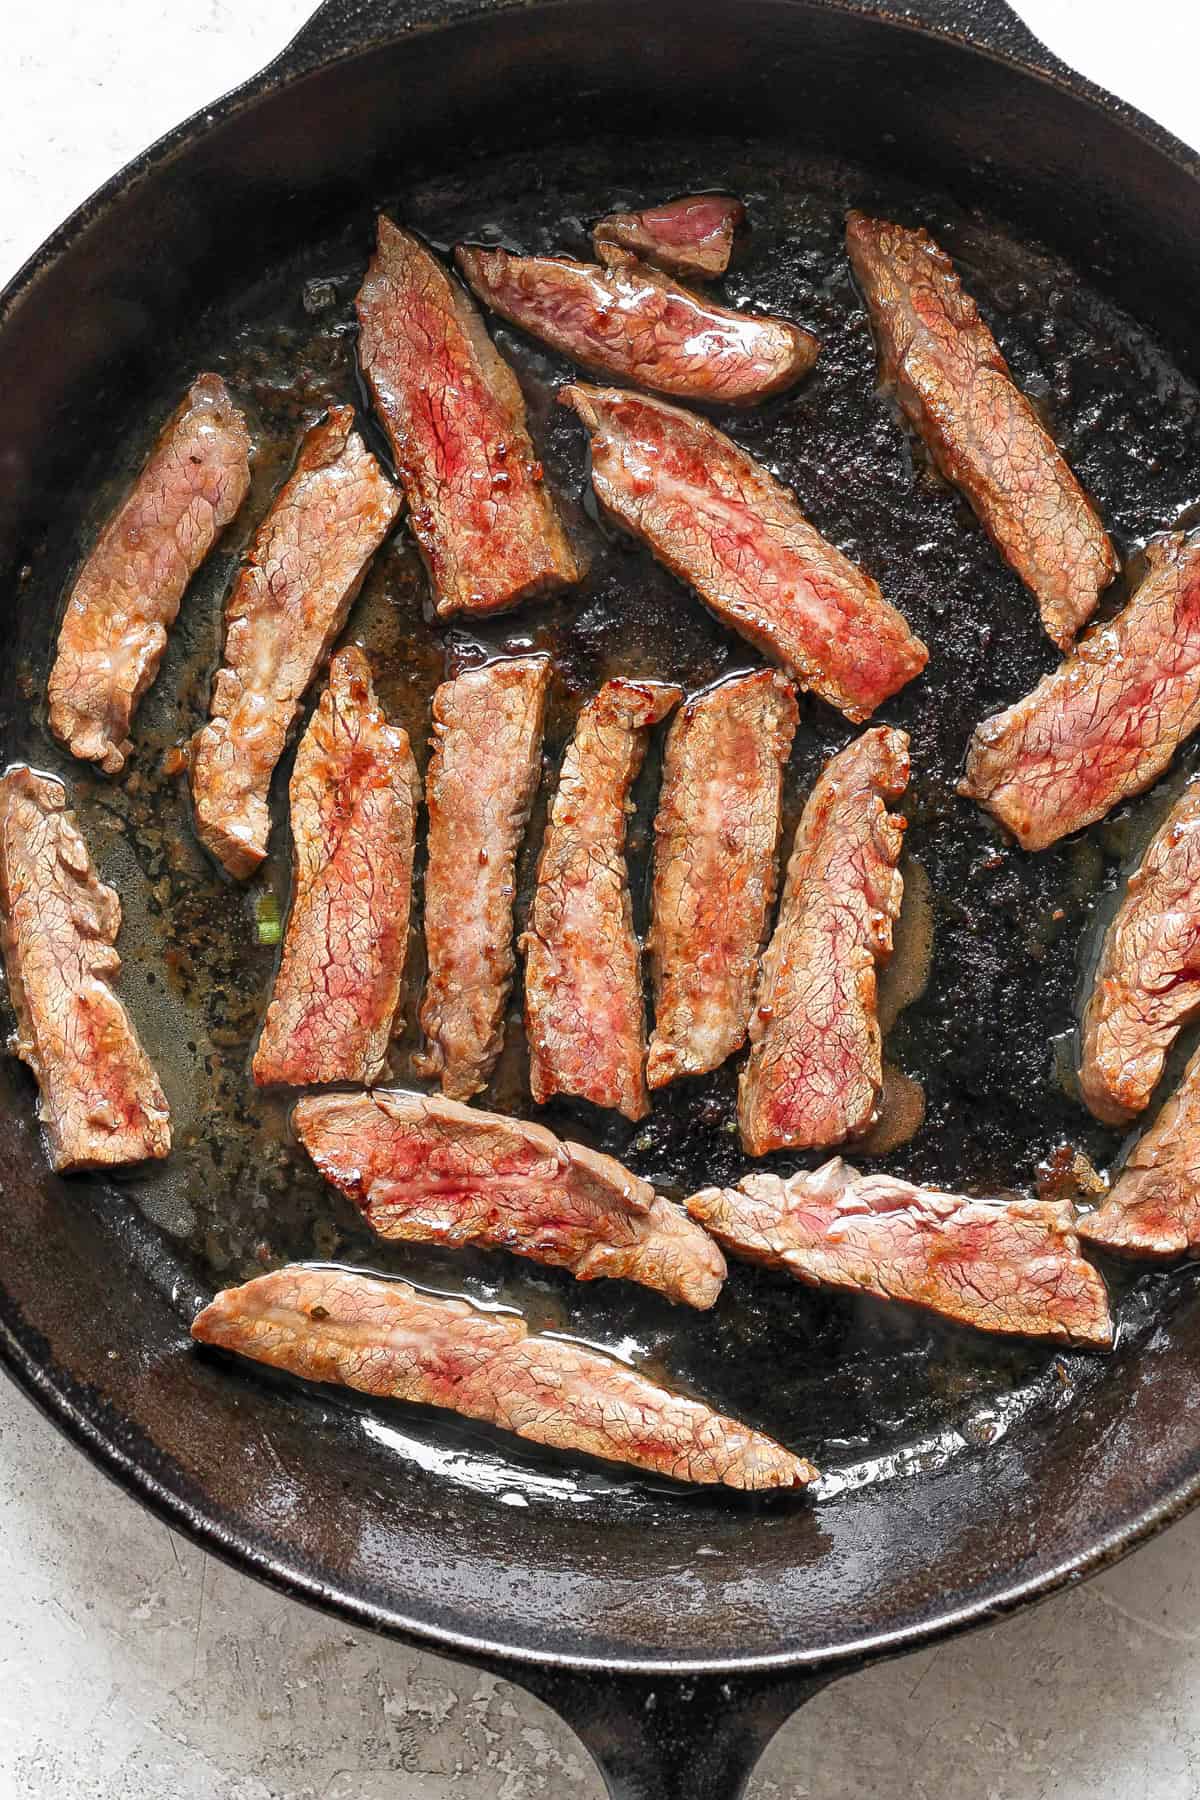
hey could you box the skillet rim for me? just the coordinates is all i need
[4,0,1200,1679]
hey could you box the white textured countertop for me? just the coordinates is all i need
[3,4,1200,1795]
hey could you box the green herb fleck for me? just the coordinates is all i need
[255,892,282,945]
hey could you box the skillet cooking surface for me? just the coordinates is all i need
[5,88,1200,1667]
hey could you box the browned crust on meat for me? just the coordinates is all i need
[846,212,1116,650]
[0,766,170,1170]
[251,648,419,1088]
[193,1265,812,1487]
[647,671,798,1087]
[48,374,251,774]
[688,1159,1113,1346]
[1079,778,1200,1126]
[738,728,909,1156]
[416,657,550,1100]
[189,406,400,879]
[560,384,927,722]
[357,219,579,617]
[457,244,817,405]
[960,534,1200,851]
[522,677,681,1120]
[293,1088,726,1309]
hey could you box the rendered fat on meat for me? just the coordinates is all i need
[846,212,1116,651]
[688,1159,1113,1346]
[647,670,798,1088]
[592,192,746,279]
[456,244,818,406]
[293,1088,726,1309]
[961,534,1200,851]
[192,1266,812,1487]
[251,648,418,1088]
[48,374,251,775]
[738,728,909,1156]
[417,656,550,1101]
[522,677,681,1121]
[560,385,927,723]
[0,766,170,1171]
[189,406,400,879]
[356,219,579,617]
[1079,1041,1200,1257]
[1080,776,1200,1126]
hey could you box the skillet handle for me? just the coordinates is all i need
[268,0,1071,85]
[500,1664,837,1800]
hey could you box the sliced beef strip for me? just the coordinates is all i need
[293,1088,726,1309]
[560,385,927,722]
[48,374,251,775]
[192,1266,813,1488]
[0,766,170,1171]
[961,533,1200,851]
[416,656,550,1102]
[738,728,909,1156]
[1080,777,1200,1126]
[522,677,681,1121]
[846,212,1116,651]
[1079,1041,1200,1258]
[356,218,579,618]
[251,648,419,1089]
[189,406,400,880]
[456,244,816,406]
[688,1158,1113,1346]
[647,670,798,1088]
[592,192,746,279]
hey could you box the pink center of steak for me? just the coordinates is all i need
[457,244,816,405]
[252,647,418,1088]
[961,533,1200,850]
[192,1265,812,1488]
[356,219,578,617]
[688,1161,1113,1344]
[739,727,909,1155]
[522,677,681,1120]
[560,384,927,722]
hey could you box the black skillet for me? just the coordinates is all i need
[3,1,1200,1795]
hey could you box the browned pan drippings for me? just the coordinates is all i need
[8,134,1200,1504]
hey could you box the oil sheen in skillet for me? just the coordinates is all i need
[9,135,1200,1511]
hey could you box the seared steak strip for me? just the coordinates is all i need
[193,1266,812,1488]
[48,374,251,775]
[456,244,818,406]
[647,671,798,1088]
[252,648,419,1088]
[961,534,1200,851]
[189,407,400,879]
[739,728,909,1155]
[523,677,681,1120]
[357,219,579,617]
[417,657,550,1101]
[688,1159,1113,1346]
[294,1089,726,1309]
[0,766,170,1170]
[1080,777,1200,1125]
[1080,1042,1200,1257]
[846,213,1116,650]
[560,386,927,722]
[593,192,746,279]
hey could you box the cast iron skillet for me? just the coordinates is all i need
[3,1,1200,1794]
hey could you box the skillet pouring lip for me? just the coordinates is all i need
[4,0,1200,1678]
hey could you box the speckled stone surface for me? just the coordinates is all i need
[3,3,1200,1796]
